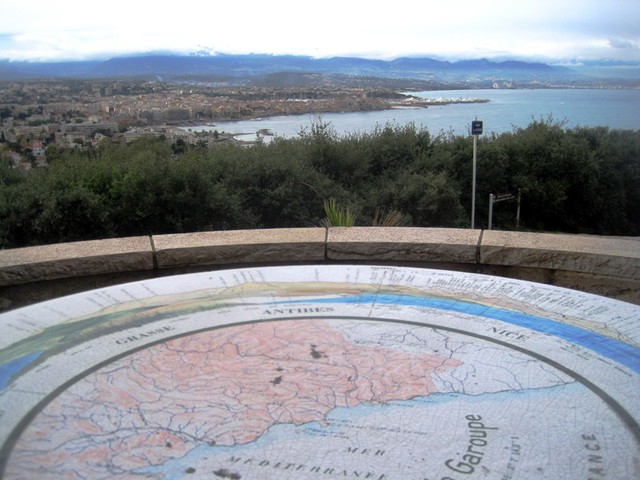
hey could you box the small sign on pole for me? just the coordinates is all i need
[488,190,522,230]
[494,193,515,203]
[471,120,483,135]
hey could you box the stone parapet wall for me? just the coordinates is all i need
[1,227,639,311]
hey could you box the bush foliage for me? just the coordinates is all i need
[1,119,639,248]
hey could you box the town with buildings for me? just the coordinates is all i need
[0,79,436,169]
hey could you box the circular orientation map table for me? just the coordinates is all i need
[0,265,638,479]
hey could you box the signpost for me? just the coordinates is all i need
[488,189,521,230]
[470,120,482,229]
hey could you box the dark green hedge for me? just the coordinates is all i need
[1,119,639,248]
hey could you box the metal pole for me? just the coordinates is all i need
[516,189,521,229]
[488,193,494,230]
[471,133,477,229]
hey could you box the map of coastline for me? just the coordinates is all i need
[0,265,638,479]
[1,279,638,392]
[4,319,588,479]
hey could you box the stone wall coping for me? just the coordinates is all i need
[481,230,640,278]
[153,228,327,269]
[1,228,638,305]
[0,236,153,286]
[327,227,481,263]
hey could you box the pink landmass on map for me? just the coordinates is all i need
[6,319,460,479]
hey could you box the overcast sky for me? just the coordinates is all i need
[1,0,639,63]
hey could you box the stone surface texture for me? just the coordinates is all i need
[480,231,640,278]
[1,228,638,309]
[153,228,326,268]
[327,227,480,263]
[0,237,153,286]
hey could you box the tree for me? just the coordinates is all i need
[1,120,638,248]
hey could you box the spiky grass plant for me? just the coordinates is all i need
[321,198,356,227]
[372,208,405,227]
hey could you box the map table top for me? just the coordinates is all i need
[0,265,638,479]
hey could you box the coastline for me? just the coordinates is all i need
[173,88,640,141]
[175,95,491,127]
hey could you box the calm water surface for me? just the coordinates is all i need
[189,89,640,140]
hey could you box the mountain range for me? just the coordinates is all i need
[0,53,637,87]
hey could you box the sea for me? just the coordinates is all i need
[188,88,640,140]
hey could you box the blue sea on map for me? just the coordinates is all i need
[136,383,584,478]
[0,351,41,389]
[192,89,640,138]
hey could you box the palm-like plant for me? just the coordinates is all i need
[321,198,356,227]
[372,208,405,227]
[320,200,406,228]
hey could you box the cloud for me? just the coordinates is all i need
[608,38,637,50]
[1,0,639,62]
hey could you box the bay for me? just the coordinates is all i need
[188,89,640,140]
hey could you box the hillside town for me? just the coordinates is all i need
[0,79,439,169]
